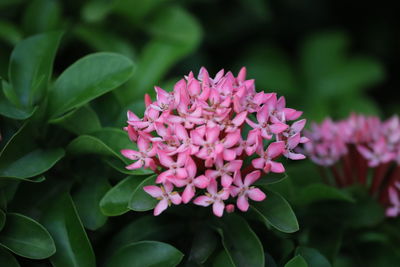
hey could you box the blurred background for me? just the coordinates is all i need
[1,0,399,123]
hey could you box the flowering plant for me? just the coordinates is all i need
[304,114,400,217]
[122,67,308,216]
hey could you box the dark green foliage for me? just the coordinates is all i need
[0,1,398,266]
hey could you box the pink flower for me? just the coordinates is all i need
[284,133,306,160]
[193,179,230,217]
[151,86,180,112]
[122,67,307,217]
[121,136,157,170]
[171,157,209,203]
[205,158,243,187]
[253,141,286,173]
[357,138,394,167]
[143,182,182,216]
[193,126,224,166]
[236,130,260,156]
[168,123,199,155]
[156,151,190,183]
[246,105,288,140]
[231,170,266,211]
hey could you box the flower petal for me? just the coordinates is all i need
[194,175,209,188]
[252,158,265,169]
[143,185,163,198]
[226,160,243,172]
[126,160,144,170]
[182,185,195,203]
[223,130,241,148]
[169,192,182,205]
[154,199,169,216]
[248,188,266,201]
[244,170,261,186]
[207,127,220,143]
[221,174,233,188]
[212,200,225,217]
[270,161,285,173]
[237,195,249,212]
[121,149,140,160]
[267,141,285,159]
[193,195,213,207]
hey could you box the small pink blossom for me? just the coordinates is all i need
[205,158,243,187]
[121,136,157,170]
[231,171,266,211]
[193,179,230,217]
[156,151,189,183]
[143,182,182,216]
[171,157,209,203]
[246,105,288,140]
[357,138,394,167]
[253,141,286,173]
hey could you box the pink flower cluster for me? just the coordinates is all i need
[304,114,400,217]
[122,67,307,217]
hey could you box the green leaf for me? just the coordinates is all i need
[73,176,111,230]
[252,189,299,233]
[255,173,288,185]
[0,148,65,179]
[313,56,384,98]
[216,213,264,267]
[100,176,143,216]
[189,227,218,265]
[67,135,122,159]
[67,128,152,176]
[0,88,36,119]
[213,250,235,267]
[81,1,112,23]
[41,193,95,267]
[48,52,134,119]
[0,246,20,267]
[301,31,348,81]
[113,0,168,23]
[106,241,183,267]
[296,183,355,205]
[74,25,135,59]
[109,216,185,250]
[0,209,5,231]
[49,105,101,135]
[128,174,158,211]
[67,127,135,162]
[0,20,22,45]
[265,252,278,267]
[9,31,62,107]
[295,247,331,267]
[285,255,308,267]
[91,128,136,156]
[22,0,61,34]
[307,226,343,261]
[67,128,130,161]
[344,196,385,228]
[0,213,55,259]
[118,6,201,103]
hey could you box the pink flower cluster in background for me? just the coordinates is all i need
[304,114,400,217]
[122,67,307,217]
